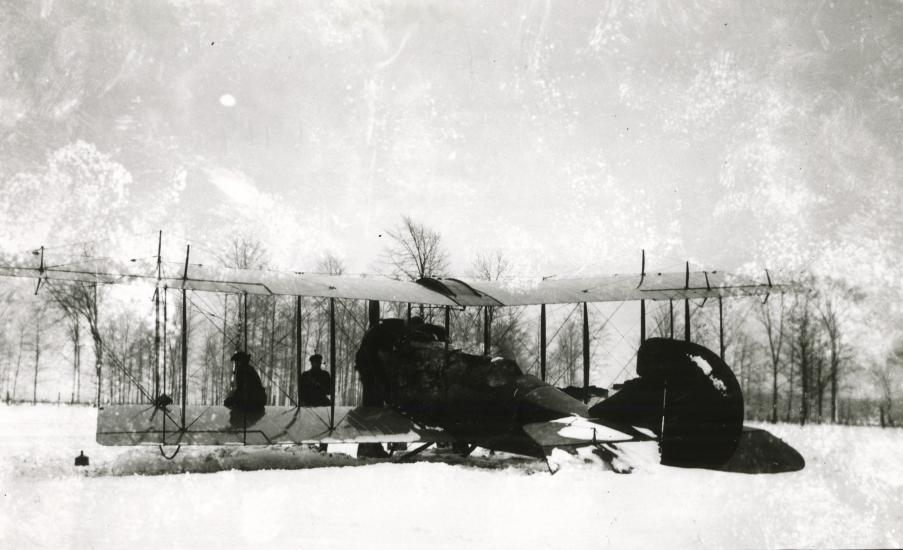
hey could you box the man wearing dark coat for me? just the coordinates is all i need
[299,354,332,406]
[223,351,267,412]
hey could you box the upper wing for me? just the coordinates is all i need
[442,270,791,306]
[0,256,458,305]
[0,255,793,305]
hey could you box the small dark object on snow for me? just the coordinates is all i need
[74,450,89,467]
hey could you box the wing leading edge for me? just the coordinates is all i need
[0,255,794,306]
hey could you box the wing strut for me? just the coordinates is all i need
[684,262,691,342]
[33,246,45,295]
[329,297,336,429]
[154,231,162,400]
[180,245,190,430]
[718,297,725,359]
[639,250,646,345]
[540,304,547,381]
[582,302,590,402]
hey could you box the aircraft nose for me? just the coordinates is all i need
[515,375,589,423]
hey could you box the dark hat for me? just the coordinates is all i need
[309,353,323,362]
[231,351,250,362]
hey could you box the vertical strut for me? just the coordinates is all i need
[639,249,646,345]
[718,297,725,359]
[540,304,547,382]
[94,283,100,405]
[684,262,691,342]
[368,300,380,329]
[582,302,590,402]
[329,297,336,429]
[483,307,492,355]
[444,306,450,354]
[154,231,162,399]
[669,299,674,339]
[180,245,190,429]
[163,287,168,399]
[220,295,227,404]
[640,300,646,345]
[296,296,303,405]
[684,300,691,342]
[242,292,249,353]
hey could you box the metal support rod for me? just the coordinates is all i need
[154,292,160,399]
[540,304,547,382]
[582,302,590,401]
[718,297,725,359]
[220,295,227,404]
[242,292,249,353]
[406,303,411,322]
[669,299,674,339]
[640,300,646,345]
[684,261,691,342]
[154,231,162,398]
[94,283,100,405]
[684,299,691,342]
[483,306,492,355]
[163,288,168,398]
[181,288,188,427]
[329,297,336,429]
[34,245,45,295]
[368,300,380,329]
[296,296,303,405]
[444,306,450,353]
[180,245,190,429]
[637,248,646,289]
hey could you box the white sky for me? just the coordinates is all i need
[1,1,903,399]
[2,1,900,280]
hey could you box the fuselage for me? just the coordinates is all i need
[355,318,588,455]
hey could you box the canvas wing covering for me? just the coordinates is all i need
[97,405,453,446]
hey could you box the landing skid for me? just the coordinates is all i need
[544,443,633,475]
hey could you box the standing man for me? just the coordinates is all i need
[223,351,267,412]
[299,353,332,406]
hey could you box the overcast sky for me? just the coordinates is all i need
[2,0,903,398]
[1,0,901,281]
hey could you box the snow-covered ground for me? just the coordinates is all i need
[1,404,901,549]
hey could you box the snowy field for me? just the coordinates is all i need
[1,404,901,549]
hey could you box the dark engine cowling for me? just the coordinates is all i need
[355,318,589,438]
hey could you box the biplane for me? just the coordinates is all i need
[0,244,805,474]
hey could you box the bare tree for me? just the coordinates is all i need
[758,294,787,423]
[11,325,25,401]
[791,294,821,425]
[550,320,581,387]
[649,301,675,339]
[818,286,856,424]
[872,360,896,427]
[382,216,449,281]
[32,305,46,405]
[873,340,903,427]
[46,281,105,405]
[469,251,534,365]
[66,313,82,403]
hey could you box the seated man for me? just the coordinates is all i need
[223,351,267,413]
[299,354,332,406]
